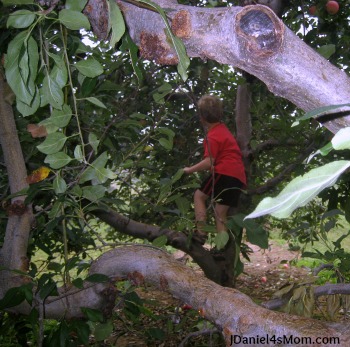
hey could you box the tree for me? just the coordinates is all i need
[1,0,350,344]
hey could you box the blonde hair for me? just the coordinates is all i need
[197,95,223,123]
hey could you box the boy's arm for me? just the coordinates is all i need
[183,156,213,174]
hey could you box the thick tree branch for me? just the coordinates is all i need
[89,245,350,345]
[106,0,350,134]
[91,206,226,284]
[248,141,315,195]
[263,283,350,311]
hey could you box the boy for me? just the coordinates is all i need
[183,95,246,244]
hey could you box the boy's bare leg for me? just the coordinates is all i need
[214,203,230,233]
[193,189,208,232]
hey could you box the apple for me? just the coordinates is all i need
[309,5,317,16]
[261,276,267,283]
[282,263,290,270]
[326,1,339,15]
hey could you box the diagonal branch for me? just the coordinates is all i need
[248,141,316,195]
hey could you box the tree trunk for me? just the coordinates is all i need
[0,73,34,291]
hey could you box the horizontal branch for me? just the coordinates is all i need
[89,245,350,344]
[107,0,350,134]
[262,283,350,311]
[248,141,315,195]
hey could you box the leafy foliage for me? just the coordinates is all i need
[1,0,350,344]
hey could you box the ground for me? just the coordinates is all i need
[107,241,310,346]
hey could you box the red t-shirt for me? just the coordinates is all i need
[203,123,246,186]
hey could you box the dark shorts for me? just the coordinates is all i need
[200,173,244,207]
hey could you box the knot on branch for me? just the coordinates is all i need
[236,5,284,60]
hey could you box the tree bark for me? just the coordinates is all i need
[108,0,350,134]
[0,72,34,290]
[89,245,350,346]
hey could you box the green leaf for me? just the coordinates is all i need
[0,287,26,310]
[42,75,64,109]
[59,9,90,30]
[331,127,350,150]
[108,0,125,47]
[124,34,143,85]
[75,58,103,78]
[81,307,104,322]
[44,152,72,169]
[244,220,269,249]
[85,97,107,109]
[171,169,184,184]
[152,82,172,104]
[214,231,229,250]
[72,278,84,289]
[82,185,106,201]
[85,273,110,283]
[16,88,40,116]
[49,55,68,88]
[295,103,350,124]
[7,9,36,29]
[53,176,67,194]
[37,132,67,154]
[50,105,73,127]
[94,321,114,341]
[152,235,168,247]
[89,133,100,153]
[246,160,350,219]
[66,0,88,11]
[3,0,34,5]
[5,33,39,107]
[79,152,109,184]
[317,44,336,59]
[159,138,173,150]
[74,145,84,163]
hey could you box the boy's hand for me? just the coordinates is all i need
[183,167,192,174]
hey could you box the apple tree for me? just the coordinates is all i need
[1,0,350,345]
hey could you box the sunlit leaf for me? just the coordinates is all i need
[214,231,229,250]
[59,9,90,30]
[7,10,36,29]
[65,0,88,11]
[50,105,73,127]
[108,0,125,47]
[94,321,114,341]
[42,75,64,109]
[44,152,72,169]
[3,0,34,5]
[75,58,103,78]
[53,176,67,194]
[152,235,168,247]
[317,44,336,59]
[82,185,106,201]
[85,97,107,109]
[246,161,350,219]
[37,132,67,155]
[79,152,108,184]
[331,127,350,150]
[5,32,38,107]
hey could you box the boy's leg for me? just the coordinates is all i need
[194,189,208,231]
[214,203,230,233]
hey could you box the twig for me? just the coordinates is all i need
[178,328,221,347]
